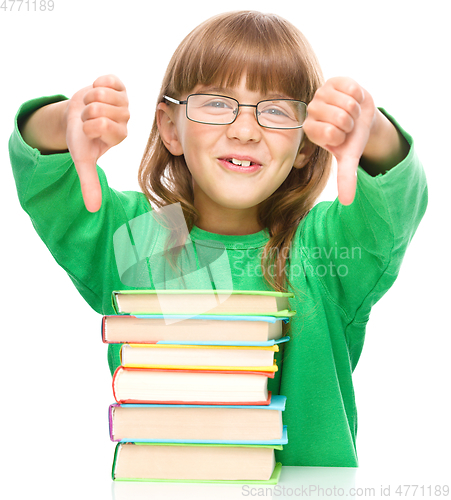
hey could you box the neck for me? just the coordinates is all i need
[193,195,263,236]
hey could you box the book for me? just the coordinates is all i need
[105,288,293,485]
[112,442,283,483]
[109,396,287,443]
[112,289,294,315]
[102,314,291,344]
[112,367,274,405]
[119,343,280,372]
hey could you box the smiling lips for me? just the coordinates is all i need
[218,156,263,173]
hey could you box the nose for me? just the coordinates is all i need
[226,105,262,143]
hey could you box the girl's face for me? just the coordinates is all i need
[158,76,307,221]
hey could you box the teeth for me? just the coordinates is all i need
[231,158,252,167]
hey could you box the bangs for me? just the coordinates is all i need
[164,11,323,103]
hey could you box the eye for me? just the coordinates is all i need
[204,100,233,109]
[260,106,289,117]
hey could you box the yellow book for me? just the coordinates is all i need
[120,343,279,372]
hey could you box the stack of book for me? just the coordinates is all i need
[102,289,295,484]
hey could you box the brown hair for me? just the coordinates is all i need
[138,10,332,293]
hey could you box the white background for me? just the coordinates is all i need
[0,1,449,498]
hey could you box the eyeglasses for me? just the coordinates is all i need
[163,94,307,130]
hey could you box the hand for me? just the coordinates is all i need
[65,75,130,212]
[303,77,377,205]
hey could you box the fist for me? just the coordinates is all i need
[65,75,130,212]
[303,77,376,205]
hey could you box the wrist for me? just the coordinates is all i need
[21,99,69,154]
[59,99,69,146]
[52,100,69,152]
[360,109,409,176]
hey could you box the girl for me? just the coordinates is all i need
[10,11,427,467]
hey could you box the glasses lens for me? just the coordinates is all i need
[257,100,307,129]
[187,94,237,124]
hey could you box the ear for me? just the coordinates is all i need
[293,135,316,169]
[156,102,184,156]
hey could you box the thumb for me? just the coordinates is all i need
[331,86,375,206]
[73,159,102,213]
[336,155,358,206]
[334,108,373,206]
[66,110,103,212]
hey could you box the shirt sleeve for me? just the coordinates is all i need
[296,109,428,344]
[9,95,152,315]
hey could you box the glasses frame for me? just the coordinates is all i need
[163,94,307,130]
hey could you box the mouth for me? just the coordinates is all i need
[218,156,263,173]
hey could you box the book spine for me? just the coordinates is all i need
[115,391,271,406]
[112,367,120,403]
[117,395,272,406]
[113,289,294,297]
[111,443,121,480]
[108,404,120,441]
[117,366,275,377]
[121,364,278,372]
[114,425,288,445]
[111,292,120,314]
[112,395,286,409]
[126,344,278,351]
[101,316,106,343]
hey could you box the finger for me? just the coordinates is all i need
[326,77,365,104]
[73,159,103,213]
[81,101,130,125]
[303,118,347,149]
[311,86,361,122]
[307,100,356,134]
[82,117,128,147]
[336,155,358,206]
[92,74,126,92]
[83,86,128,108]
[320,92,361,124]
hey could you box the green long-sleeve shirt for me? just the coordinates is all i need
[9,95,427,467]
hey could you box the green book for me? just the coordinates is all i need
[112,442,283,484]
[112,289,295,316]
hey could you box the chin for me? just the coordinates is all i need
[218,196,262,210]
